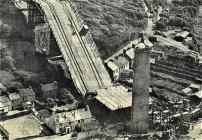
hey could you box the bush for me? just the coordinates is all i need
[156,21,167,30]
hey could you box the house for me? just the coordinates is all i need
[0,96,12,114]
[105,61,119,81]
[105,56,129,81]
[41,81,58,99]
[113,56,130,73]
[19,87,35,109]
[44,106,93,134]
[19,87,35,102]
[123,48,134,69]
[8,93,22,110]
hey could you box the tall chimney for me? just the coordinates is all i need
[131,42,151,134]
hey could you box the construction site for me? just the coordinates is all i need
[0,0,202,139]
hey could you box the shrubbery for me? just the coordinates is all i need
[73,0,146,59]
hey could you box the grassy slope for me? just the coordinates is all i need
[0,2,58,88]
[73,0,147,58]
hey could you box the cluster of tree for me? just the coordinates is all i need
[73,0,147,59]
[168,17,190,28]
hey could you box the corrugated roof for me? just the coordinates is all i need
[107,61,119,71]
[8,93,21,101]
[96,86,132,111]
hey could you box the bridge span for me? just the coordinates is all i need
[29,0,112,94]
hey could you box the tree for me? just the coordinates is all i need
[156,21,167,30]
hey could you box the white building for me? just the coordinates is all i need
[44,106,93,134]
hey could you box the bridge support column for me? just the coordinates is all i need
[34,23,50,55]
[27,1,45,24]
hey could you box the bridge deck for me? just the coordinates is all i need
[36,0,111,94]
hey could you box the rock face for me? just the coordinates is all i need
[73,0,147,58]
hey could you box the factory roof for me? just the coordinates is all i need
[96,86,132,111]
[54,106,92,124]
[106,61,119,71]
[113,56,129,68]
[8,93,21,101]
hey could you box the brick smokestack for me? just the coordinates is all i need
[131,42,151,134]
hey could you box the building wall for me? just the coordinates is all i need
[113,69,120,81]
[0,105,12,114]
[131,46,151,134]
[46,114,92,134]
[26,95,35,102]
[11,98,22,110]
[43,89,57,99]
[56,118,92,134]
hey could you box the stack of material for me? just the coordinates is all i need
[34,23,50,55]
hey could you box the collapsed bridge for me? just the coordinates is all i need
[26,0,112,95]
